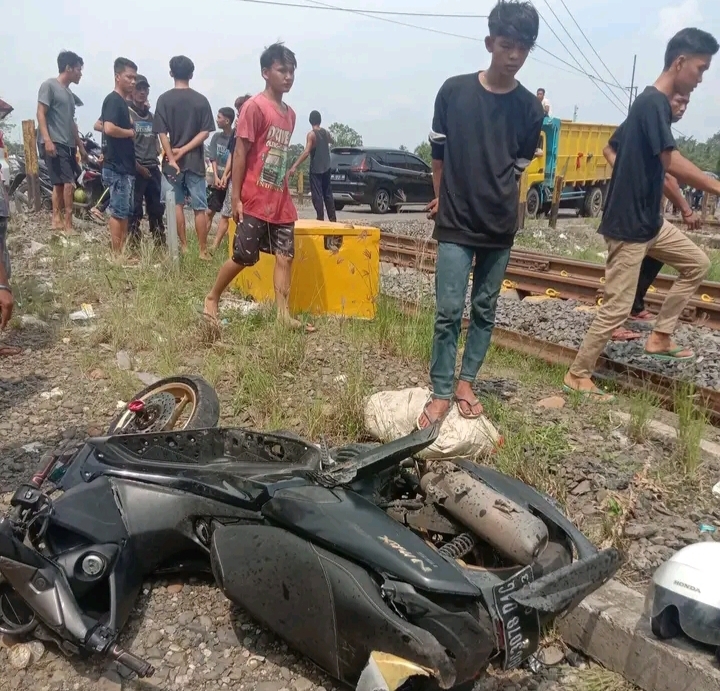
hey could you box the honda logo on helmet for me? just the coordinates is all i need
[673,580,700,593]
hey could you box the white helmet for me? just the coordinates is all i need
[645,543,720,650]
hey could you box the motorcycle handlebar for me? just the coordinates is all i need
[107,643,155,678]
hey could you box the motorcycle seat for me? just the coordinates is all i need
[84,428,323,478]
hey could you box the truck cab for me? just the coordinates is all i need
[524,117,615,220]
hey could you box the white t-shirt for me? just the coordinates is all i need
[542,98,552,116]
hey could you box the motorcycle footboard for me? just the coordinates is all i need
[509,548,623,615]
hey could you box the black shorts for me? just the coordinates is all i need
[207,186,227,213]
[44,144,79,186]
[232,213,295,267]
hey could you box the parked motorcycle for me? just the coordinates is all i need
[9,133,104,215]
[0,375,622,689]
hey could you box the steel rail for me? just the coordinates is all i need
[380,233,720,329]
[389,297,720,426]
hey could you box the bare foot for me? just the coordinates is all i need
[418,397,451,429]
[204,295,220,321]
[278,315,316,333]
[180,244,189,254]
[455,381,483,418]
[199,252,212,261]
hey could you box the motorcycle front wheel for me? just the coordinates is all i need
[107,375,220,434]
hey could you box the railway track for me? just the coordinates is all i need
[380,233,720,329]
[390,297,720,427]
[381,235,720,424]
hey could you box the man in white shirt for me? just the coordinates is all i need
[536,87,551,116]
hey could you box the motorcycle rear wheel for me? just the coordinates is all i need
[107,375,220,434]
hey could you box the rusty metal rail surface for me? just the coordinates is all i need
[380,233,720,329]
[389,296,720,426]
[491,327,720,427]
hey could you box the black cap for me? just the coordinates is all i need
[135,75,150,88]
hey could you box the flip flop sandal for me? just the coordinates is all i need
[562,384,616,402]
[454,395,484,420]
[416,396,451,430]
[643,346,695,361]
[0,346,22,357]
[611,328,643,342]
[629,310,655,321]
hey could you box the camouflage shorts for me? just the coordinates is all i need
[220,180,233,218]
[231,213,294,266]
[0,218,9,281]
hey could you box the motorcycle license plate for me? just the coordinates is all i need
[492,565,540,670]
[331,174,345,181]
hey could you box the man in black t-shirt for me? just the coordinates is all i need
[153,55,215,260]
[418,1,544,429]
[101,57,137,254]
[606,93,699,341]
[565,29,720,399]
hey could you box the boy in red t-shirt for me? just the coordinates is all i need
[204,43,308,330]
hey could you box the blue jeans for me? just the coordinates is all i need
[430,242,511,399]
[170,170,207,211]
[102,168,135,220]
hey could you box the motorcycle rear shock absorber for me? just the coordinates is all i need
[438,532,476,560]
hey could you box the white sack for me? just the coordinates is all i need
[364,387,500,460]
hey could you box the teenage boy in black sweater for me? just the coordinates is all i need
[419,0,544,428]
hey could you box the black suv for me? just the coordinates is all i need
[329,147,434,214]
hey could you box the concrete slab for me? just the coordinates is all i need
[611,411,720,461]
[558,579,720,691]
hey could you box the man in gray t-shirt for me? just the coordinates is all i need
[37,50,87,232]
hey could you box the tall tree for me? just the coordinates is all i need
[414,141,432,166]
[328,122,363,147]
[676,133,720,175]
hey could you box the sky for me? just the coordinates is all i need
[1,0,719,148]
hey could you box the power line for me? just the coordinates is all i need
[557,0,625,91]
[233,0,487,17]
[303,0,629,92]
[542,0,626,102]
[537,5,627,116]
[533,46,630,89]
[299,0,493,44]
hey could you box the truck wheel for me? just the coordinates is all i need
[526,187,541,218]
[584,186,604,218]
[334,202,345,211]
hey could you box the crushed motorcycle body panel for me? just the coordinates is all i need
[0,407,622,687]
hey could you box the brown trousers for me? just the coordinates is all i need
[570,221,710,379]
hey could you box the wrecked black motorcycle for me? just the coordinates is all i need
[0,375,622,690]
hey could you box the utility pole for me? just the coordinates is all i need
[627,54,637,116]
[573,105,578,122]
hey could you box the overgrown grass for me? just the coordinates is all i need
[673,382,707,475]
[626,389,660,443]
[574,667,638,691]
[482,396,569,501]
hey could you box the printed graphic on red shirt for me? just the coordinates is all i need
[259,124,292,191]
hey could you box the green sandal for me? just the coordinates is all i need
[643,346,694,362]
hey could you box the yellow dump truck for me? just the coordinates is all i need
[524,118,617,218]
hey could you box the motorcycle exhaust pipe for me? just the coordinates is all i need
[420,464,549,566]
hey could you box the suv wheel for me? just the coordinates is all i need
[334,202,345,211]
[371,188,391,214]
